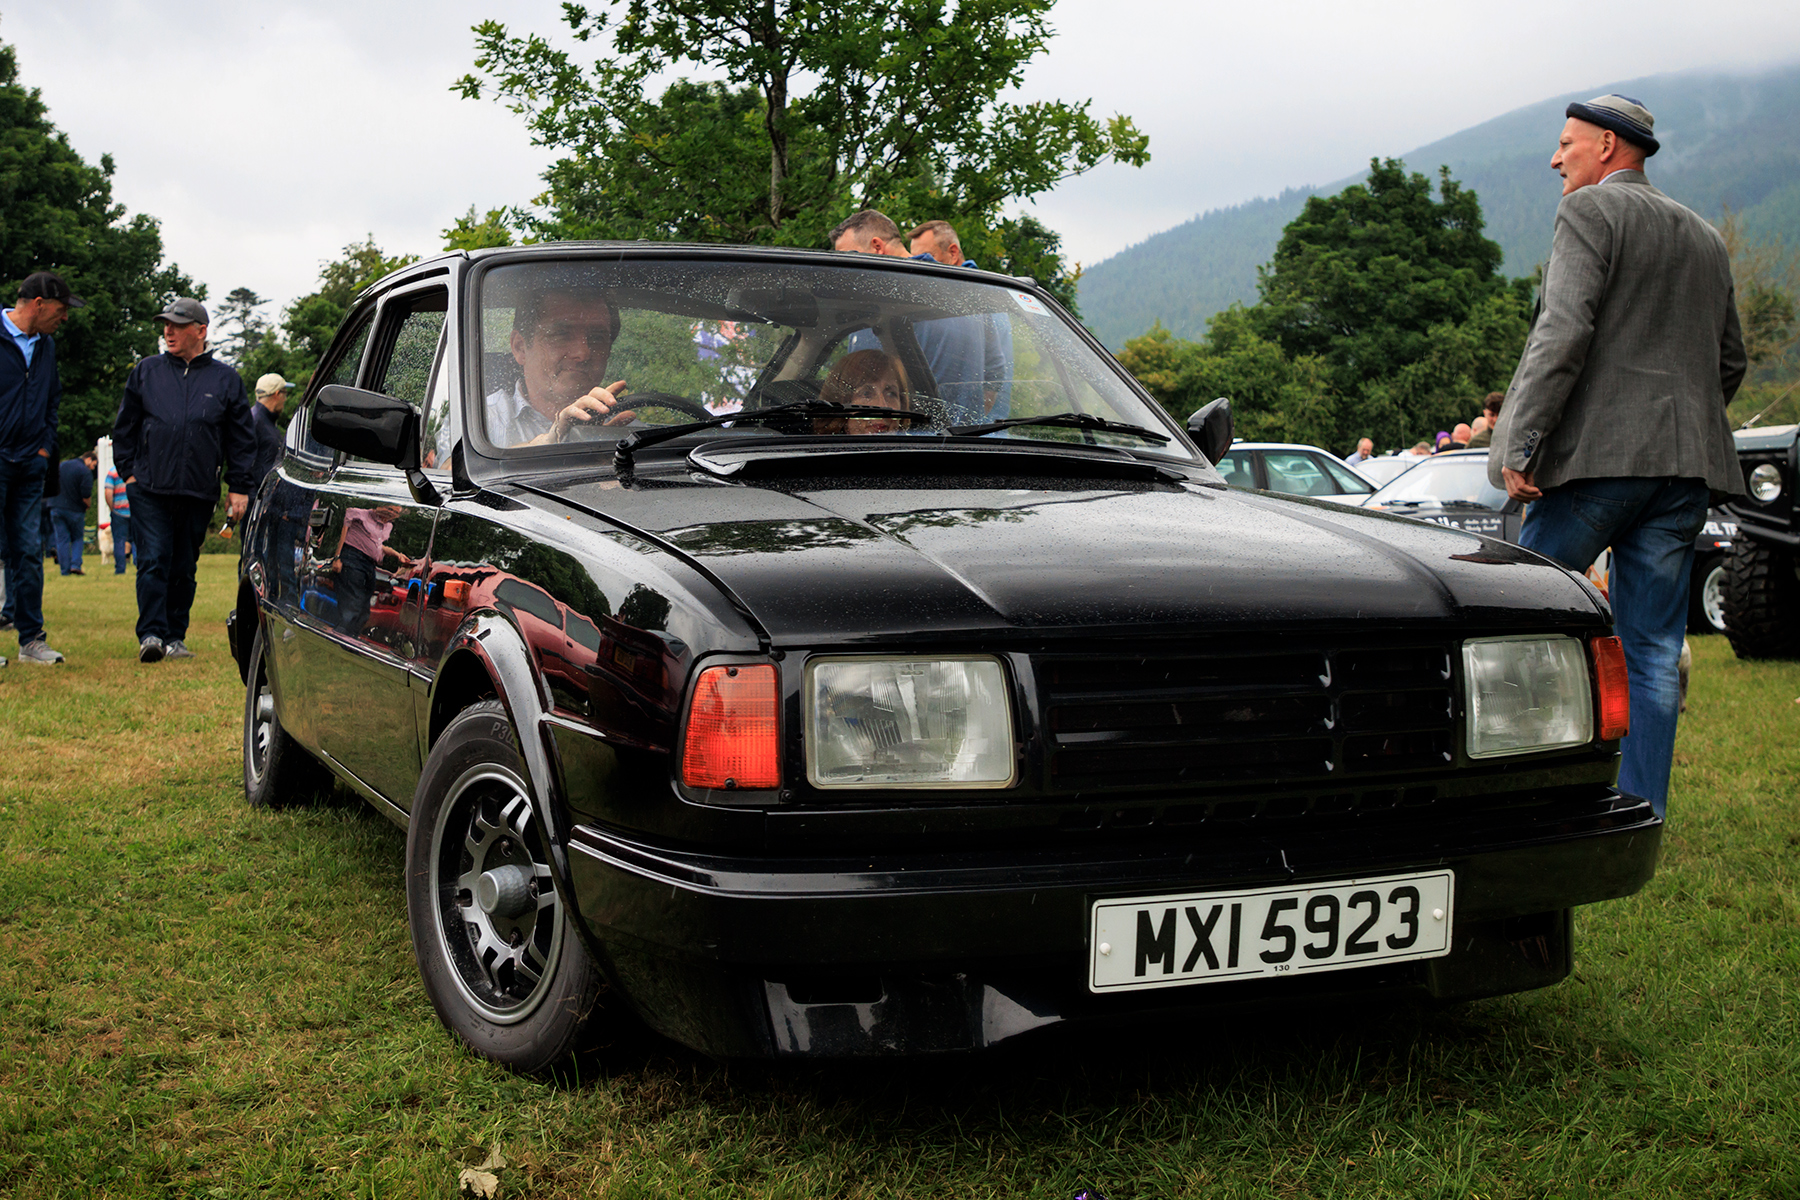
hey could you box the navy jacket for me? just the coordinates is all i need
[250,402,283,484]
[112,350,257,500]
[0,320,61,463]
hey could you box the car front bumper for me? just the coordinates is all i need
[566,793,1662,1056]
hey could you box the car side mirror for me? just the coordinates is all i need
[1187,397,1233,465]
[312,384,442,506]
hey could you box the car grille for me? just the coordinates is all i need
[1038,643,1456,793]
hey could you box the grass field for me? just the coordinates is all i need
[2,558,1797,1199]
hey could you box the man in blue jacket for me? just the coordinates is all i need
[0,271,83,667]
[111,298,257,663]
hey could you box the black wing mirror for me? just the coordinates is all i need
[312,384,442,505]
[1187,397,1233,465]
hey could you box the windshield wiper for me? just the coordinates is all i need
[946,411,1170,445]
[1437,500,1498,510]
[614,401,934,471]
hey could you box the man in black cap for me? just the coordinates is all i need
[0,271,85,667]
[1488,93,1745,820]
[111,297,256,663]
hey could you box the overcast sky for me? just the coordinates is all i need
[5,0,1799,321]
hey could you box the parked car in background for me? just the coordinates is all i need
[229,243,1659,1070]
[1721,424,1798,657]
[1215,441,1378,505]
[1356,454,1423,489]
[1363,449,1522,541]
[1689,512,1736,636]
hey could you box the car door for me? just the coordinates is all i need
[304,280,449,806]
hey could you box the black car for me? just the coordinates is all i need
[228,244,1657,1069]
[1368,449,1733,634]
[1721,424,1799,657]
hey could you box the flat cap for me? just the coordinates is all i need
[1566,93,1659,156]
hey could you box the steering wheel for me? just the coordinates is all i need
[620,391,713,422]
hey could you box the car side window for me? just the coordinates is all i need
[1263,452,1333,496]
[1321,457,1375,495]
[1214,452,1254,487]
[352,287,449,467]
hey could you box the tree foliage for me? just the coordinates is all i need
[1248,159,1530,447]
[1721,208,1800,429]
[1116,160,1530,451]
[457,0,1147,256]
[0,39,199,455]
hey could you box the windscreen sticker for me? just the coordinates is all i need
[1010,290,1048,316]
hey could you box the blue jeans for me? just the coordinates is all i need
[1519,477,1709,818]
[0,454,48,643]
[111,512,132,573]
[130,486,214,643]
[51,508,85,573]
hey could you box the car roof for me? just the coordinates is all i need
[1225,442,1342,455]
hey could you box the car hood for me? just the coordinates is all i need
[545,476,1604,643]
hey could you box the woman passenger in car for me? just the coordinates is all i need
[815,349,911,435]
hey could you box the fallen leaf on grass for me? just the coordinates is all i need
[459,1169,500,1199]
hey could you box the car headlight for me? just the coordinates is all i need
[805,656,1016,788]
[1749,463,1783,502]
[1462,635,1593,758]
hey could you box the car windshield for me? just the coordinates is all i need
[1366,453,1508,509]
[470,257,1192,461]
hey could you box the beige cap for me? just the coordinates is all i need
[254,373,293,398]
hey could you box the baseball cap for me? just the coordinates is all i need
[18,271,86,309]
[254,373,293,398]
[155,297,210,326]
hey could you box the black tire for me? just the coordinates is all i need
[1722,538,1800,659]
[1688,554,1727,634]
[405,700,604,1073]
[243,623,332,808]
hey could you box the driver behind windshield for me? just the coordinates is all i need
[814,349,912,435]
[491,287,638,446]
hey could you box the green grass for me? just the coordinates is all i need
[2,562,1797,1198]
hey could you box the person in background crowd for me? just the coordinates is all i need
[1489,93,1745,819]
[908,219,1014,420]
[0,270,84,666]
[1344,437,1374,466]
[1433,430,1454,453]
[49,448,96,575]
[111,297,257,664]
[1451,423,1472,448]
[1466,392,1503,448]
[104,459,132,574]
[1409,441,1434,456]
[243,373,291,538]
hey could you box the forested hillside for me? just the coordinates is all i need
[1078,62,1800,348]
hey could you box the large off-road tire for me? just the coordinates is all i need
[1721,538,1800,659]
[1688,554,1727,634]
[405,701,604,1074]
[243,623,332,808]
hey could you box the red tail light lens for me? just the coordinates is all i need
[681,664,779,789]
[1590,636,1630,741]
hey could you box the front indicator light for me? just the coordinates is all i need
[681,663,779,789]
[806,656,1016,788]
[1590,635,1630,741]
[1463,635,1594,758]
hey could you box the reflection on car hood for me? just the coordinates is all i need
[545,478,1603,642]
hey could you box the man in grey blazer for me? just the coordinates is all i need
[1489,93,1746,819]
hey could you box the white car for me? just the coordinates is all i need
[1215,441,1379,506]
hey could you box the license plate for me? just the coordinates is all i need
[1088,871,1454,993]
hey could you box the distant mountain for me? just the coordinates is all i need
[1077,63,1800,349]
